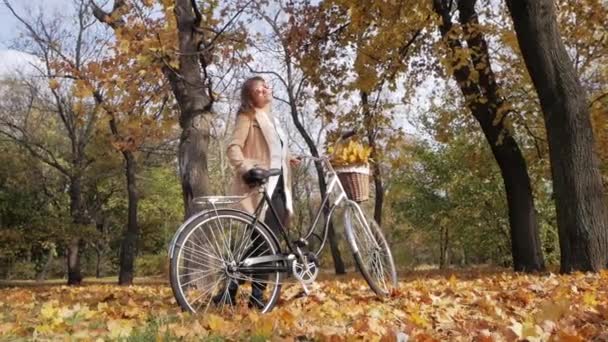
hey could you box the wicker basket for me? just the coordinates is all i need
[335,164,370,202]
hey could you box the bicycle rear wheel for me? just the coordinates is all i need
[343,200,397,296]
[169,209,282,313]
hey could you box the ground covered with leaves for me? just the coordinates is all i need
[1,269,607,341]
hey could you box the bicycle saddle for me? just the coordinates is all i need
[243,167,281,187]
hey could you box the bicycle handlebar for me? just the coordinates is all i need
[297,155,326,161]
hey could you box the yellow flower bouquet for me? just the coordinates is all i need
[328,140,373,167]
[328,139,372,202]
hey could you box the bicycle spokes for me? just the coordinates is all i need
[344,201,398,296]
[172,213,282,313]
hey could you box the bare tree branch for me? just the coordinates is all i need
[0,128,70,176]
[191,0,202,27]
[199,0,253,49]
[244,62,289,90]
[90,0,126,28]
[590,92,608,108]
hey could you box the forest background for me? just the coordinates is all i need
[0,0,607,285]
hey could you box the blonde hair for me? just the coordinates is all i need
[237,76,266,116]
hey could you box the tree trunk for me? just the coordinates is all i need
[67,177,86,285]
[118,150,139,285]
[94,219,105,278]
[36,248,54,282]
[319,167,347,274]
[95,246,102,278]
[360,91,384,225]
[167,0,215,219]
[66,238,82,285]
[506,0,608,272]
[433,0,545,272]
[288,105,346,274]
[281,43,345,273]
[177,113,212,218]
[439,226,449,269]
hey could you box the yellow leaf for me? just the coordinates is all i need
[409,311,429,328]
[34,323,56,335]
[118,39,130,54]
[206,314,229,332]
[48,79,60,90]
[278,309,296,328]
[107,319,134,339]
[448,274,457,287]
[254,318,274,337]
[583,292,598,307]
[534,298,570,322]
[40,301,59,320]
[0,323,15,335]
[521,319,540,339]
[72,80,91,98]
[171,323,191,338]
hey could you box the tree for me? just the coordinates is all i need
[91,0,251,219]
[0,138,67,280]
[295,0,544,271]
[432,0,545,272]
[506,0,608,272]
[89,55,171,284]
[2,0,107,284]
[291,0,420,227]
[82,12,171,284]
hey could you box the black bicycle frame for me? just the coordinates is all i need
[236,182,339,275]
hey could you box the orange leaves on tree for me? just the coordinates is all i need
[72,79,92,99]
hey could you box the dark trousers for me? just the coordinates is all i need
[220,174,288,302]
[250,173,287,294]
[263,173,287,235]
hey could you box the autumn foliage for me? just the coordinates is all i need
[1,269,608,340]
[1,0,608,339]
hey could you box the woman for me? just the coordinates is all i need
[226,76,300,217]
[219,76,299,308]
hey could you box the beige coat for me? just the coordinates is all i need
[226,111,293,216]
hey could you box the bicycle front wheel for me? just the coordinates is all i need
[169,209,282,314]
[343,200,397,296]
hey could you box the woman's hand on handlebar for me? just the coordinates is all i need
[289,155,302,167]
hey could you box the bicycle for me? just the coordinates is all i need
[168,132,397,314]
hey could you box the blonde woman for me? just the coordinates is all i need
[215,76,300,308]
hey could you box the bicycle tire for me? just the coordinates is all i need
[343,200,397,296]
[169,209,283,313]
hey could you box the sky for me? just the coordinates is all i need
[0,0,72,48]
[0,0,72,76]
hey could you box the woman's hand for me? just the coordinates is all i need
[289,156,302,167]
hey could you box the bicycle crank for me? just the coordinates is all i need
[292,251,319,289]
